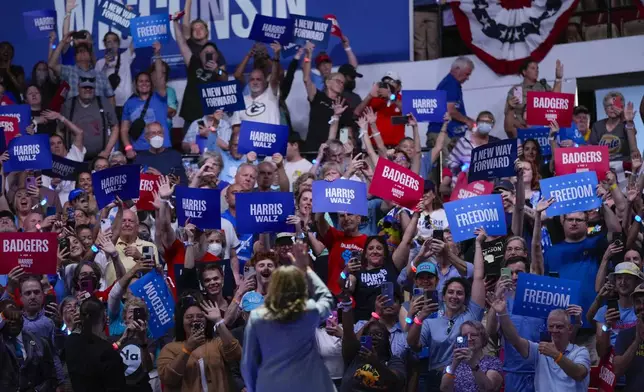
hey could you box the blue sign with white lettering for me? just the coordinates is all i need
[558,124,587,146]
[200,81,245,115]
[468,139,518,183]
[4,134,52,173]
[513,273,581,319]
[97,0,137,37]
[23,9,57,39]
[130,14,169,48]
[518,127,551,157]
[401,90,447,123]
[282,15,332,56]
[175,186,221,229]
[312,179,368,216]
[248,15,294,46]
[91,164,141,209]
[540,172,600,217]
[237,121,289,156]
[130,269,175,338]
[235,192,294,234]
[0,105,32,135]
[42,155,88,181]
[444,194,507,243]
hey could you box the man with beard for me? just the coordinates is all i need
[338,64,363,111]
[614,283,644,391]
[0,300,57,391]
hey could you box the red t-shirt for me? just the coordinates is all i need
[164,239,221,298]
[368,94,405,147]
[323,227,367,295]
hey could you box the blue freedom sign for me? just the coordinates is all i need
[91,164,141,209]
[200,81,245,114]
[540,172,601,217]
[0,105,32,135]
[130,14,169,48]
[518,127,551,157]
[4,134,52,173]
[248,15,294,46]
[312,179,368,216]
[468,139,518,182]
[444,194,507,243]
[23,10,57,39]
[42,155,88,181]
[130,270,175,338]
[97,0,137,37]
[175,186,221,229]
[235,192,295,234]
[513,273,581,319]
[401,90,447,123]
[237,121,289,156]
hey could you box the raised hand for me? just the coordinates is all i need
[624,101,636,122]
[535,197,556,214]
[364,107,377,124]
[548,119,559,137]
[246,151,257,163]
[201,300,222,323]
[269,41,281,57]
[407,113,418,127]
[332,97,348,116]
[474,226,488,244]
[156,176,175,200]
[555,59,564,79]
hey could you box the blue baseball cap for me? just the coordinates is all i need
[68,189,86,202]
[241,291,264,312]
[415,262,438,277]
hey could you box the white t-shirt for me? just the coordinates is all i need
[417,208,448,238]
[96,49,135,107]
[231,87,280,126]
[284,158,312,190]
[41,144,87,206]
[221,217,241,258]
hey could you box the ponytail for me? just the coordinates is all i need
[79,297,104,336]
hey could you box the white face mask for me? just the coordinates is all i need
[476,122,493,135]
[207,243,222,257]
[149,135,164,149]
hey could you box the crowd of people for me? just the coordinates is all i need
[1,1,644,392]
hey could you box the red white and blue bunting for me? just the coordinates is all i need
[449,0,581,75]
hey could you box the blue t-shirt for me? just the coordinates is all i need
[221,211,253,273]
[428,73,467,138]
[359,198,383,236]
[122,92,170,151]
[593,304,638,346]
[544,234,607,328]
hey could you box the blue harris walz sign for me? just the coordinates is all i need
[175,186,221,229]
[237,121,289,156]
[312,179,368,216]
[518,127,551,157]
[4,134,52,173]
[23,10,57,39]
[444,194,507,243]
[401,90,447,123]
[235,192,295,234]
[91,164,141,209]
[539,172,601,217]
[248,15,294,46]
[468,139,517,182]
[512,273,581,319]
[200,81,245,114]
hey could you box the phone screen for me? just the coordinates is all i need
[244,266,256,279]
[142,246,153,260]
[500,267,512,281]
[455,336,468,349]
[100,219,111,232]
[380,282,394,306]
[412,288,424,298]
[360,336,373,350]
[133,308,144,322]
[432,230,444,242]
[26,176,36,188]
[391,116,409,125]
[607,298,620,312]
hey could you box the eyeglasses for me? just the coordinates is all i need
[565,218,586,223]
[80,76,96,83]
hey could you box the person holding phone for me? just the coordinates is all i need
[182,109,232,155]
[589,91,639,162]
[440,320,503,392]
[113,298,153,392]
[95,31,135,119]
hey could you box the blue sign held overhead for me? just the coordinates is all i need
[129,270,175,338]
[312,179,368,216]
[4,134,52,173]
[130,14,169,48]
[97,0,138,37]
[248,15,294,46]
[200,81,245,115]
[23,10,57,40]
[444,194,507,243]
[558,124,587,146]
[540,172,601,217]
[235,192,295,234]
[282,15,332,56]
[42,155,88,181]
[91,164,141,209]
[401,90,447,123]
[512,273,581,319]
[0,105,32,135]
[518,127,551,157]
[175,186,221,230]
[237,121,289,156]
[468,139,518,183]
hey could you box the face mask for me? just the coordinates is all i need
[476,122,492,135]
[149,136,164,149]
[344,79,356,91]
[208,243,222,257]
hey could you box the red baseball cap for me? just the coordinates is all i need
[315,52,332,67]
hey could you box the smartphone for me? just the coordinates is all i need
[412,287,424,298]
[58,237,69,254]
[72,31,87,40]
[360,335,373,350]
[46,206,57,217]
[205,52,214,63]
[391,116,409,125]
[455,335,468,349]
[424,290,438,304]
[513,86,523,104]
[44,293,57,307]
[607,297,620,314]
[432,229,444,242]
[244,266,256,280]
[132,308,145,323]
[326,310,338,328]
[142,246,153,261]
[548,271,560,278]
[197,120,206,128]
[79,278,94,293]
[26,176,36,189]
[100,218,111,232]
[191,320,205,335]
[539,331,551,342]
[500,267,512,281]
[66,207,75,228]
[380,282,394,307]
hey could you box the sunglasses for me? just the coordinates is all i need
[80,76,96,83]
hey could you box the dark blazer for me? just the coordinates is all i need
[0,330,57,392]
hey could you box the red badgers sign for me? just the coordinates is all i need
[136,173,160,211]
[0,232,58,274]
[554,146,609,180]
[369,159,424,209]
[0,116,20,145]
[450,172,493,201]
[526,91,575,127]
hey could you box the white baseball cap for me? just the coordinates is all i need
[382,71,401,83]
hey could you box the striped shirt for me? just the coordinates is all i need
[447,132,500,181]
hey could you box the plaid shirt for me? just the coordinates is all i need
[60,65,115,98]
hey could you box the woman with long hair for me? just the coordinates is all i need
[242,243,336,391]
[521,138,552,180]
[518,158,541,206]
[64,296,126,391]
[30,60,59,108]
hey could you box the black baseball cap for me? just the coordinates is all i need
[0,210,15,221]
[338,64,363,78]
[493,179,515,193]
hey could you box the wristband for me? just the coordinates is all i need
[214,319,225,329]
[370,132,381,138]
[496,312,509,317]
[112,342,120,350]
[405,317,413,325]
[371,312,380,320]
[124,145,133,151]
[445,373,455,379]
[328,115,339,125]
[555,352,563,363]
[344,46,352,52]
[413,317,423,326]
[304,57,310,63]
[610,183,617,191]
[182,345,192,355]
